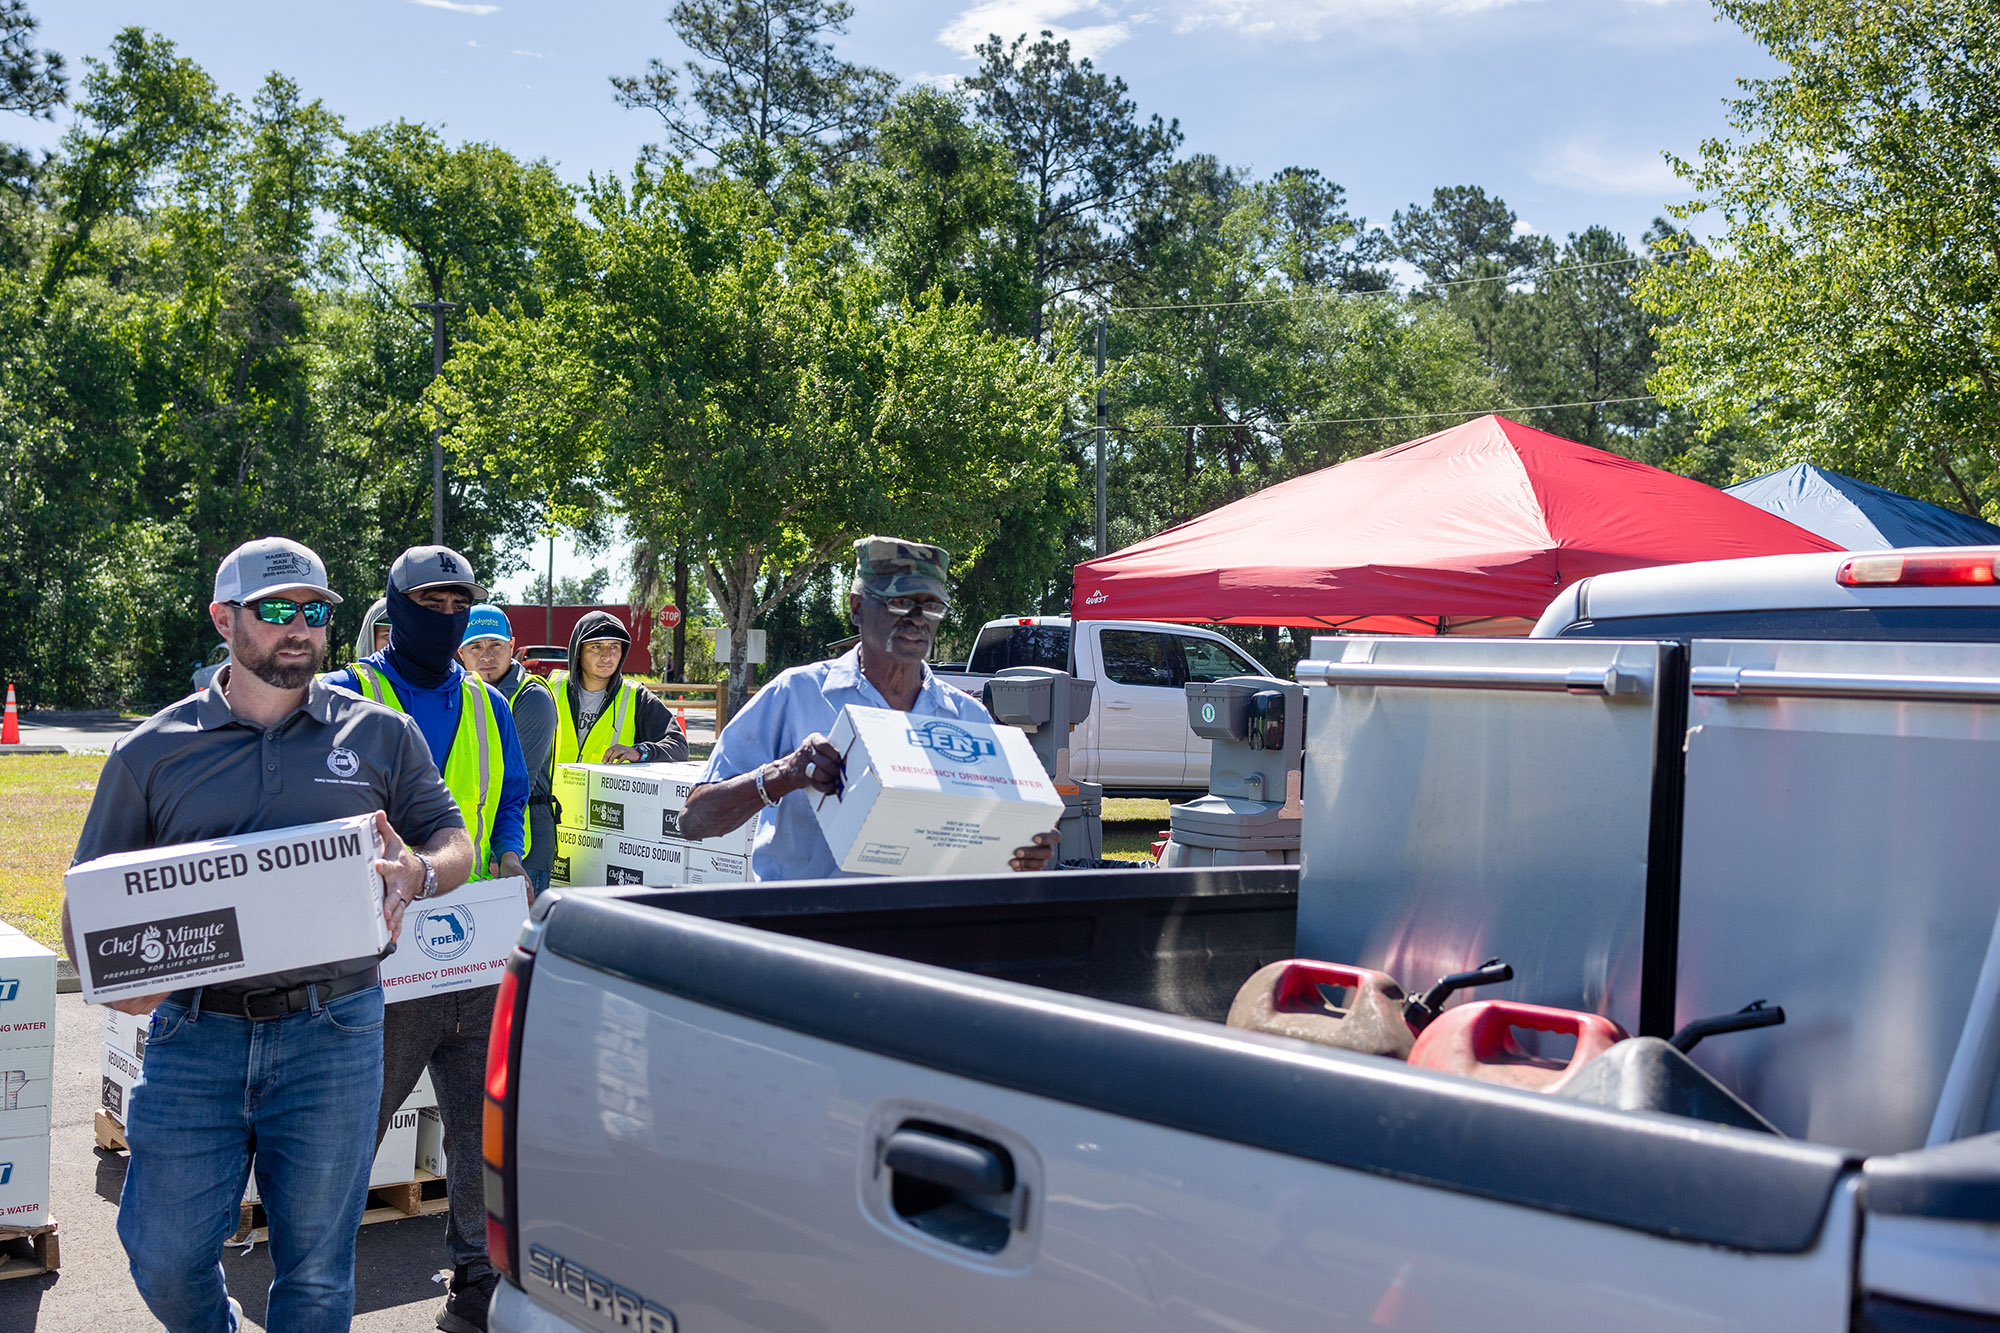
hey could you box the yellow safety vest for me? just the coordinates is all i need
[352,665,505,881]
[507,671,555,863]
[550,672,640,764]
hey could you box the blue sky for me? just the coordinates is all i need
[14,0,1773,596]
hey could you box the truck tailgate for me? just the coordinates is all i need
[502,894,1863,1332]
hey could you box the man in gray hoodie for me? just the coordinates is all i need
[551,610,688,765]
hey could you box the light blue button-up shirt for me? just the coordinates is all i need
[698,647,995,882]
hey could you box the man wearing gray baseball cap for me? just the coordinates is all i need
[69,535,474,1332]
[323,544,529,1333]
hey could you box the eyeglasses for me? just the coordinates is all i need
[866,591,949,623]
[232,598,333,627]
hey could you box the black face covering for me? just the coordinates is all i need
[384,583,469,689]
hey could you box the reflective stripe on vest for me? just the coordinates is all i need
[507,671,555,863]
[550,672,639,764]
[353,665,503,879]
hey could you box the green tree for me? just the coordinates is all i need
[1641,0,2000,517]
[1391,184,1540,287]
[839,86,1033,333]
[612,0,895,175]
[0,0,65,247]
[430,163,1085,708]
[965,29,1179,340]
[1498,226,1657,449]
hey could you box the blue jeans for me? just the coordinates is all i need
[118,984,386,1333]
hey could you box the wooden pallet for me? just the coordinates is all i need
[230,1172,449,1245]
[0,1222,60,1281]
[94,1108,127,1153]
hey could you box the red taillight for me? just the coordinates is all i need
[1017,617,1033,625]
[486,964,518,1103]
[1838,553,2000,587]
[484,946,532,1284]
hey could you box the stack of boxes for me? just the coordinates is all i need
[552,761,757,888]
[0,923,56,1230]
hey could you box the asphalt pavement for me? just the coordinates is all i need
[0,991,467,1331]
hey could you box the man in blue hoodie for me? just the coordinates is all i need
[324,545,528,1333]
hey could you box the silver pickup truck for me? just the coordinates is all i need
[481,548,2000,1333]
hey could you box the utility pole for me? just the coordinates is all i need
[544,525,555,644]
[672,547,688,683]
[413,299,459,546]
[1095,317,1108,557]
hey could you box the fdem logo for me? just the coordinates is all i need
[907,720,996,763]
[413,907,474,963]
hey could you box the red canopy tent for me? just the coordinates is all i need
[1071,414,1844,634]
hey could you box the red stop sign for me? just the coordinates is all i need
[657,604,683,630]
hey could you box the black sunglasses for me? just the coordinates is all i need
[232,597,333,627]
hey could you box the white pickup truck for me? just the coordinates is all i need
[481,548,2000,1333]
[935,616,1272,797]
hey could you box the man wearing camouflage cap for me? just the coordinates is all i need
[679,536,1058,881]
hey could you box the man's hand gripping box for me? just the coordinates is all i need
[813,706,1063,876]
[65,814,389,1003]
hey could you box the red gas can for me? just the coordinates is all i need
[1226,959,1415,1059]
[1406,1000,1627,1092]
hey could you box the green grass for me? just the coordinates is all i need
[1101,796,1171,862]
[0,753,100,951]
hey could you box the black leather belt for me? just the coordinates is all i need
[192,969,377,1021]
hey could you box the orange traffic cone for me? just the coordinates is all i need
[2,684,18,745]
[677,706,687,734]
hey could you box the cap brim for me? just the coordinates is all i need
[461,630,512,645]
[237,582,344,606]
[403,578,489,601]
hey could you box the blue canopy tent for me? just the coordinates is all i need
[1724,463,2000,550]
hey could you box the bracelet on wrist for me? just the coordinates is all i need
[753,765,780,808]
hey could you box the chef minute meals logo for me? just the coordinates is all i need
[84,908,245,986]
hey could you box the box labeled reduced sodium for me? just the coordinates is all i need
[559,762,755,858]
[813,706,1063,876]
[65,815,388,1003]
[561,831,685,887]
[100,1041,141,1125]
[380,878,527,1002]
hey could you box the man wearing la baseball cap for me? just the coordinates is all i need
[323,545,530,1333]
[68,536,473,1331]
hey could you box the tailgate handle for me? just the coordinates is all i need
[1691,665,2000,704]
[885,1129,1010,1194]
[882,1125,1021,1256]
[1296,659,1648,696]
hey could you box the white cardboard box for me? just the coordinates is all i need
[416,1107,446,1177]
[103,1007,149,1060]
[379,878,527,1002]
[674,844,752,885]
[0,931,56,1051]
[65,815,389,1003]
[0,1045,52,1139]
[558,762,756,858]
[408,1068,436,1110]
[561,831,686,888]
[100,1041,141,1126]
[0,1133,50,1228]
[814,706,1064,876]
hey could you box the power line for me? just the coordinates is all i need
[1108,255,1649,315]
[1111,395,1658,433]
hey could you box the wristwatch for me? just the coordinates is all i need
[413,851,438,900]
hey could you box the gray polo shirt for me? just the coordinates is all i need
[71,670,463,995]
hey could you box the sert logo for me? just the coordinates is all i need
[1084,589,1109,606]
[413,906,474,962]
[326,747,360,778]
[907,720,996,763]
[0,979,16,1003]
[0,1163,10,1186]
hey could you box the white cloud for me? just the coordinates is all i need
[1173,0,1536,39]
[938,1,1140,61]
[410,0,500,14]
[511,49,548,58]
[1512,218,1538,236]
[1533,135,1682,198]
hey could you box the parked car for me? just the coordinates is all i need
[935,616,1272,797]
[516,645,567,678]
